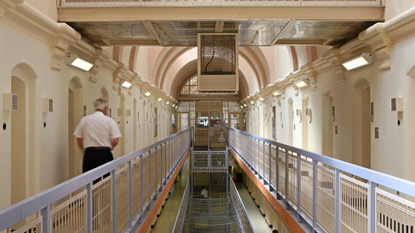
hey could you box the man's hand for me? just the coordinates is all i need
[76,138,84,151]
[111,138,119,150]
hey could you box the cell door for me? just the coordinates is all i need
[230,113,241,130]
[180,113,189,131]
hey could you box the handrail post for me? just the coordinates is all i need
[369,181,377,233]
[147,150,152,211]
[140,154,143,222]
[269,144,273,191]
[154,146,158,198]
[41,205,50,233]
[86,182,93,233]
[112,169,117,230]
[297,153,302,222]
[285,149,290,210]
[335,168,340,233]
[276,146,279,196]
[128,161,132,229]
[262,141,266,182]
[312,160,317,231]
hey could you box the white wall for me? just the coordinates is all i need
[0,21,172,211]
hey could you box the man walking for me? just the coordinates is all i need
[74,99,122,181]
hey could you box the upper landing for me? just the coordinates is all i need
[57,0,384,47]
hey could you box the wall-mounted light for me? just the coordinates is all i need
[341,53,373,71]
[157,98,162,102]
[144,92,151,97]
[240,105,244,109]
[172,104,176,107]
[250,101,255,105]
[165,101,170,105]
[259,97,264,101]
[175,106,178,109]
[294,79,310,89]
[66,54,94,71]
[243,104,247,107]
[273,90,281,96]
[120,80,132,88]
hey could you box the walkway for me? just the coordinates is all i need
[151,157,190,232]
[236,182,273,233]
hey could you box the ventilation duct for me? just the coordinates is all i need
[197,33,239,92]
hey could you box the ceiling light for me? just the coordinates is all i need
[250,101,254,105]
[294,79,310,89]
[341,53,373,71]
[144,92,151,97]
[67,54,94,71]
[273,91,281,96]
[166,101,170,105]
[243,104,247,107]
[157,98,162,102]
[121,80,132,88]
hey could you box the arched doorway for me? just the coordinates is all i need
[119,94,126,158]
[11,76,26,205]
[353,78,371,168]
[288,98,293,146]
[302,95,310,150]
[68,77,83,178]
[133,98,137,151]
[322,88,334,158]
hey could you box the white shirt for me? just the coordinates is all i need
[74,111,122,149]
[201,189,208,198]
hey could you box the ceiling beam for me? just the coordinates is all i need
[58,6,384,22]
[270,19,297,45]
[143,21,163,46]
[215,21,224,33]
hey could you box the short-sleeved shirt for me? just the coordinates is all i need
[74,111,122,149]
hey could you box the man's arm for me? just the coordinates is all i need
[111,138,119,149]
[77,138,84,151]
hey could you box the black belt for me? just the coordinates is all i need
[86,147,110,150]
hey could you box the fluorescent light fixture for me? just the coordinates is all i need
[341,53,373,71]
[157,98,162,102]
[273,91,281,96]
[259,97,264,101]
[165,101,170,105]
[172,104,176,107]
[294,79,310,89]
[144,92,151,97]
[243,104,247,107]
[121,80,132,88]
[250,101,254,105]
[67,54,94,71]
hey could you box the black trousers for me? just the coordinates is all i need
[83,148,113,184]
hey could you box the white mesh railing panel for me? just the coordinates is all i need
[287,152,298,208]
[316,165,335,233]
[300,156,314,223]
[340,174,369,233]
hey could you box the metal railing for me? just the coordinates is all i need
[60,0,382,7]
[0,127,192,233]
[229,175,256,233]
[172,179,191,233]
[228,127,415,233]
